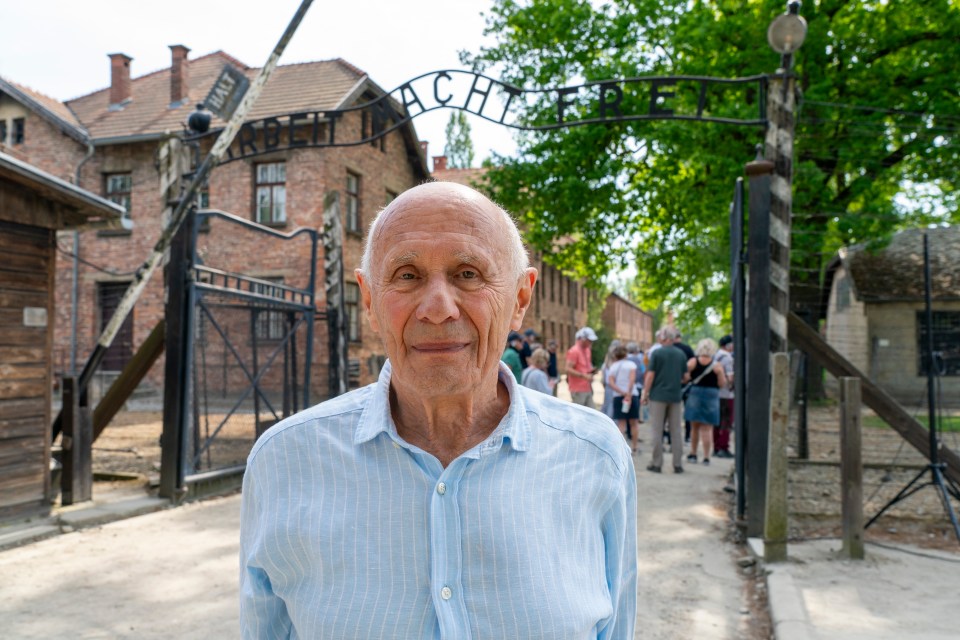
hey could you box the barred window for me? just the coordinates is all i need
[917,311,960,377]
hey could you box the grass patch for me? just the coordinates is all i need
[862,414,960,433]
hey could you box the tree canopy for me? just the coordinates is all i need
[443,111,476,168]
[463,0,960,326]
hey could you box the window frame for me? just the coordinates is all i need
[345,281,361,343]
[12,118,24,145]
[254,162,287,226]
[916,310,960,377]
[346,172,361,234]
[252,277,288,342]
[102,172,133,233]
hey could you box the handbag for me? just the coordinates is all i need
[681,357,715,401]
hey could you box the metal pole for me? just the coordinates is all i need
[52,0,315,440]
[730,177,748,522]
[745,147,774,538]
[923,232,939,476]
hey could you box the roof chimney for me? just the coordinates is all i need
[169,45,191,106]
[432,155,447,172]
[419,140,428,160]
[108,53,133,107]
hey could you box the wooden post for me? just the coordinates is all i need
[840,376,865,559]
[763,353,790,562]
[61,376,92,505]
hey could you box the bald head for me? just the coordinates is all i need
[359,182,528,280]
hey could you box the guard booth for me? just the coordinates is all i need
[0,151,124,524]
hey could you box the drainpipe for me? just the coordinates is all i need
[71,141,96,375]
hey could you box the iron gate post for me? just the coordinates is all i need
[160,207,197,500]
[745,149,774,538]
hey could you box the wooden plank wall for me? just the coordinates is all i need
[0,218,54,521]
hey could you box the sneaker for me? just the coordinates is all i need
[702,458,710,466]
[673,465,684,474]
[715,450,732,459]
[686,454,697,463]
[646,464,661,473]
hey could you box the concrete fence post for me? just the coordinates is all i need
[840,376,865,559]
[764,353,790,562]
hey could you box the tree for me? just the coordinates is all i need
[443,111,475,168]
[463,0,960,323]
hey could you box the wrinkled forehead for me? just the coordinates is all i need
[370,187,508,261]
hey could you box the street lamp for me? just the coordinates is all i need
[767,0,808,70]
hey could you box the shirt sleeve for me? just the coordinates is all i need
[599,457,638,640]
[239,451,294,640]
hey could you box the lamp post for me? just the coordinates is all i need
[742,0,807,537]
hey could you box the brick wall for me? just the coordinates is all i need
[601,293,653,349]
[47,111,421,400]
[525,253,588,354]
[0,102,87,182]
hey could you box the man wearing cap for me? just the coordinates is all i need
[714,335,735,458]
[566,327,598,408]
[502,331,524,383]
[520,328,538,368]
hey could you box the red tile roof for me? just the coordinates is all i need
[65,52,369,141]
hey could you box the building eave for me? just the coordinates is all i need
[0,77,90,145]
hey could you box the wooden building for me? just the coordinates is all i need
[0,151,123,523]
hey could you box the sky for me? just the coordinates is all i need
[0,0,516,167]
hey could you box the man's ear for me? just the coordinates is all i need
[355,269,379,333]
[510,267,538,330]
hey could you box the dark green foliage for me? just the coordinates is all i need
[464,0,960,321]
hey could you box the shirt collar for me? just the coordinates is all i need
[354,359,529,454]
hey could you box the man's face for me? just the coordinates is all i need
[357,184,535,400]
[577,337,593,350]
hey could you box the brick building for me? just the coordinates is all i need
[0,47,429,399]
[601,292,654,350]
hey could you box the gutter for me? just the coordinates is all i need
[70,141,96,374]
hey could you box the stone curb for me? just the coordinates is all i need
[0,496,169,552]
[747,537,817,640]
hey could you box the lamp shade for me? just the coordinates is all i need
[767,12,808,54]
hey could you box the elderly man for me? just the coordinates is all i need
[641,326,688,474]
[239,182,637,639]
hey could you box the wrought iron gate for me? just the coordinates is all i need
[161,209,317,495]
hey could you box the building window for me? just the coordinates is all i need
[0,120,6,144]
[385,190,397,205]
[253,278,287,341]
[917,311,960,377]
[255,162,286,224]
[836,275,851,310]
[346,172,361,233]
[12,118,24,144]
[345,282,361,342]
[105,173,132,225]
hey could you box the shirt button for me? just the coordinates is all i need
[440,586,452,600]
[436,482,447,495]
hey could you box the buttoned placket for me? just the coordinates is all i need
[429,454,472,640]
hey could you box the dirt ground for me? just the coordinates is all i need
[786,402,960,550]
[87,402,960,553]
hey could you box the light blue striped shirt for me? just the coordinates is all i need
[240,361,637,639]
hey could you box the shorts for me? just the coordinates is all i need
[612,394,640,420]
